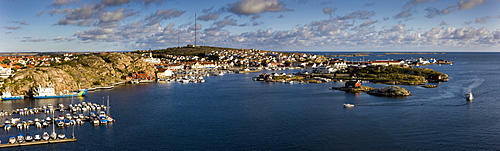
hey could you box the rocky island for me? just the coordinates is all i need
[330,81,411,97]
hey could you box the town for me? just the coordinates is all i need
[0,46,451,92]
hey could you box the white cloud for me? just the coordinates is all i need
[425,0,486,18]
[144,9,186,25]
[2,26,21,30]
[102,0,130,6]
[53,4,104,26]
[458,0,486,10]
[12,21,29,25]
[198,13,220,21]
[337,10,375,20]
[20,37,48,42]
[228,0,291,15]
[51,0,76,6]
[322,7,336,18]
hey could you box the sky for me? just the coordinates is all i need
[0,0,499,52]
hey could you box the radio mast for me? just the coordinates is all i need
[194,13,197,47]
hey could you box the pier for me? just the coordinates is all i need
[0,138,77,148]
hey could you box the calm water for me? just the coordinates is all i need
[1,52,499,150]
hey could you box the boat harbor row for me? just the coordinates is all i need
[0,137,77,148]
[2,101,115,131]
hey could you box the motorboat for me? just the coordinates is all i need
[50,132,57,140]
[57,120,65,127]
[34,134,42,141]
[343,103,355,108]
[35,121,42,128]
[42,132,50,140]
[466,92,474,101]
[42,121,49,127]
[8,136,16,144]
[92,118,100,125]
[65,113,72,120]
[25,134,33,142]
[57,133,66,139]
[16,134,25,143]
[4,124,11,131]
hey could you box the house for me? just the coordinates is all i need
[313,64,336,74]
[345,80,362,88]
[0,64,13,78]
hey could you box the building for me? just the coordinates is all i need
[345,80,362,88]
[370,60,405,66]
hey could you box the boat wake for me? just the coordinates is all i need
[463,78,483,94]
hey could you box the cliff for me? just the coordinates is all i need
[3,53,156,96]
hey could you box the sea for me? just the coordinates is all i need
[1,52,499,150]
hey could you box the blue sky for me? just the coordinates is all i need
[1,0,499,52]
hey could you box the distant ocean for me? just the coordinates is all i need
[1,52,499,150]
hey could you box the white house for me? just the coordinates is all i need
[0,65,13,78]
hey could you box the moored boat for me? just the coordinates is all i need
[32,84,88,99]
[25,134,33,142]
[57,133,66,139]
[16,134,25,143]
[0,90,24,101]
[8,136,16,144]
[42,132,50,140]
[4,125,11,131]
[34,134,41,141]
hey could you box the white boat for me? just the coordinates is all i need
[93,118,100,125]
[34,134,41,141]
[466,92,474,101]
[57,120,65,127]
[57,133,66,139]
[8,136,16,144]
[50,132,57,140]
[65,113,73,120]
[16,134,25,143]
[25,134,33,142]
[0,90,24,100]
[4,124,11,131]
[32,84,88,99]
[42,132,50,140]
[343,103,355,108]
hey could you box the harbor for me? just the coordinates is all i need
[0,100,114,148]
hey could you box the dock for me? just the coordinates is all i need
[0,138,77,148]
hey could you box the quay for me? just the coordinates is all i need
[0,138,77,148]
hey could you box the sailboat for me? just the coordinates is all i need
[466,91,474,102]
[50,112,57,139]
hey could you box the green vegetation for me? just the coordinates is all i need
[422,84,438,88]
[138,46,236,56]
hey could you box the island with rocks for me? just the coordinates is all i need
[330,80,411,97]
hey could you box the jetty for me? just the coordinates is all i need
[0,138,77,148]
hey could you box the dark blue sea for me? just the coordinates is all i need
[1,52,499,150]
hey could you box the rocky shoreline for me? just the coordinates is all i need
[331,85,411,97]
